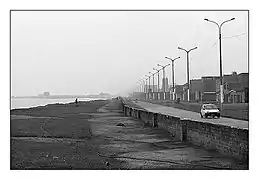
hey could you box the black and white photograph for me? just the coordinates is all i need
[10,9,249,171]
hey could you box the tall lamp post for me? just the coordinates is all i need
[165,56,180,100]
[149,72,155,92]
[157,63,170,100]
[138,80,142,92]
[149,71,156,99]
[145,75,151,93]
[144,77,148,100]
[204,17,235,110]
[178,46,197,102]
[142,77,148,93]
[140,79,145,92]
[153,68,161,93]
[145,75,152,100]
[157,64,170,92]
[140,78,145,92]
[137,81,140,92]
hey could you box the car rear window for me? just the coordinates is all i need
[204,104,218,109]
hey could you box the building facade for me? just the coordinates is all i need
[217,72,249,103]
[190,79,202,102]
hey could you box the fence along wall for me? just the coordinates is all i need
[122,103,248,162]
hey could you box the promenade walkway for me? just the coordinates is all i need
[134,101,248,130]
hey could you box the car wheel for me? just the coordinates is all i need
[204,114,207,118]
[211,115,215,118]
[217,115,220,118]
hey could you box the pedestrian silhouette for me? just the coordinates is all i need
[75,98,78,107]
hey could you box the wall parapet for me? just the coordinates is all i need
[120,100,248,162]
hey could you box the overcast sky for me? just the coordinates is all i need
[11,11,248,96]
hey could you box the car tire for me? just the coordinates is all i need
[217,115,220,118]
[204,114,207,118]
[200,113,203,118]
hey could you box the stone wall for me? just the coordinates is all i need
[183,119,248,161]
[120,100,248,162]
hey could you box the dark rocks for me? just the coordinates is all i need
[116,123,125,127]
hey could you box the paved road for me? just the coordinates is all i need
[134,101,248,130]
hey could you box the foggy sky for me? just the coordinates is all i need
[11,11,248,96]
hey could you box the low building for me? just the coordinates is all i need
[190,79,202,102]
[216,72,249,103]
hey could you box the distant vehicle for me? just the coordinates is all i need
[200,103,220,118]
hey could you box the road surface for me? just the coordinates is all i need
[134,101,248,130]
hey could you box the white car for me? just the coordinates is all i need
[200,104,220,118]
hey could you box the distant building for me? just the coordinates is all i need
[165,71,248,103]
[43,92,50,96]
[216,72,249,103]
[190,79,202,102]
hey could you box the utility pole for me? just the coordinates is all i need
[204,17,235,111]
[178,46,197,102]
[165,56,180,100]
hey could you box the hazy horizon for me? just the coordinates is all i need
[11,11,248,96]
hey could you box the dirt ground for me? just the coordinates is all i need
[11,99,248,170]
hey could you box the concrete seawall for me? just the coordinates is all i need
[121,100,248,162]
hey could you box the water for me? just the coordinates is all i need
[11,98,103,110]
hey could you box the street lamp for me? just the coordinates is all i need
[140,78,145,92]
[165,56,180,100]
[153,68,161,93]
[178,46,198,102]
[136,81,140,92]
[149,72,155,92]
[157,63,171,92]
[138,80,142,92]
[204,17,235,110]
[145,75,151,93]
[149,71,156,100]
[145,75,152,100]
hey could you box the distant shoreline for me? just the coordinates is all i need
[11,98,108,111]
[11,95,112,99]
